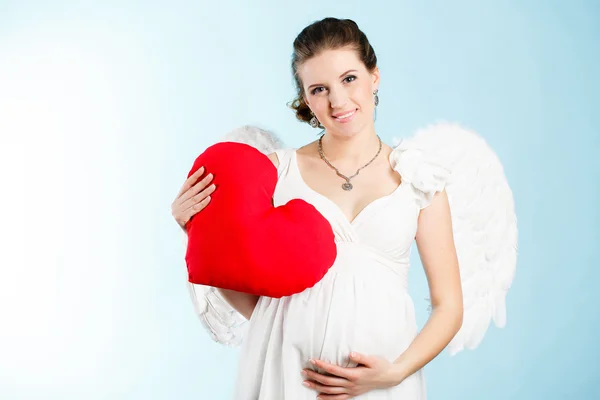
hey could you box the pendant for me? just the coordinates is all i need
[342,182,353,191]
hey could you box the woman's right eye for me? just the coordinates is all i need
[311,87,325,95]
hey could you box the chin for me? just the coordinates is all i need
[326,116,368,138]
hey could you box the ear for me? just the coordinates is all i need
[371,66,381,91]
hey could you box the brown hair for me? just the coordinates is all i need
[288,18,378,126]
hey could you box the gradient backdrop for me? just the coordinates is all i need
[1,0,598,399]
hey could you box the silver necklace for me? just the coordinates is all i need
[317,135,382,191]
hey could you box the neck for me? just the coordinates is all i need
[320,127,380,164]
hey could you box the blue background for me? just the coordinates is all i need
[0,0,598,399]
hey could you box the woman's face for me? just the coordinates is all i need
[298,46,380,138]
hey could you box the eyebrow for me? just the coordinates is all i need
[307,69,358,90]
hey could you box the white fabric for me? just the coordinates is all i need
[234,148,428,399]
[187,282,247,347]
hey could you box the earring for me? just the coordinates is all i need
[309,112,320,128]
[373,89,379,106]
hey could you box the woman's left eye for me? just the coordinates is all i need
[344,75,357,83]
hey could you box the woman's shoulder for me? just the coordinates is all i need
[269,140,318,167]
[266,145,304,169]
[295,140,318,156]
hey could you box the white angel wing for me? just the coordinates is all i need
[186,125,285,346]
[390,121,518,356]
[220,125,284,154]
[187,268,248,347]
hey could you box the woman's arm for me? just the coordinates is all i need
[391,189,464,382]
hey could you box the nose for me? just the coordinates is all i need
[328,87,348,110]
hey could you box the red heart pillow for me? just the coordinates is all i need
[185,141,337,298]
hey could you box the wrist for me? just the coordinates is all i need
[388,359,411,386]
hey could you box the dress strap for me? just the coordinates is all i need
[273,148,286,165]
[273,148,294,179]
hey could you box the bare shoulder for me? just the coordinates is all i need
[267,140,316,168]
[296,140,318,156]
[266,152,280,168]
[295,141,320,165]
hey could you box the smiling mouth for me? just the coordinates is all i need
[332,109,357,120]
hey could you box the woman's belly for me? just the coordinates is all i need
[247,246,418,371]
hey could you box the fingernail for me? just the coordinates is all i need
[302,381,310,387]
[309,359,316,365]
[301,370,307,376]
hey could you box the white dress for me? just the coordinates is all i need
[187,123,517,400]
[233,148,428,399]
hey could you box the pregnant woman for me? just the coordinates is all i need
[172,17,517,400]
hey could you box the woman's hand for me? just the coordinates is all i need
[302,352,402,399]
[171,166,216,231]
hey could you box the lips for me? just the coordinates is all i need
[332,109,357,119]
[332,109,357,122]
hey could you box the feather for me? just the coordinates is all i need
[390,121,518,356]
